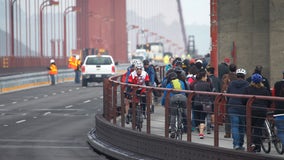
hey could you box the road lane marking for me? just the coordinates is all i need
[3,124,8,127]
[61,91,65,93]
[65,105,73,109]
[44,95,48,97]
[0,104,5,107]
[16,120,26,124]
[0,145,89,149]
[35,109,84,111]
[12,102,17,104]
[43,112,51,116]
[83,100,91,103]
[23,99,28,101]
[52,93,56,95]
[34,97,38,99]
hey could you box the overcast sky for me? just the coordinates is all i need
[181,0,210,26]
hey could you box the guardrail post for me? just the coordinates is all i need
[213,94,224,147]
[187,92,195,142]
[112,82,118,124]
[246,96,255,152]
[120,84,126,127]
[146,88,153,134]
[164,90,171,138]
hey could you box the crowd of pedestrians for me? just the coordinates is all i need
[121,56,284,153]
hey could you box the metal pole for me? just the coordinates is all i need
[9,0,15,57]
[210,0,218,76]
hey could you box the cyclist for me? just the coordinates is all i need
[126,62,150,122]
[161,72,187,138]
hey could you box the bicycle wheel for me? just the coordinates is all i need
[176,108,183,140]
[274,136,284,154]
[136,106,143,132]
[261,121,271,153]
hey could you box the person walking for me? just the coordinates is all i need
[192,69,213,139]
[218,57,230,81]
[226,68,249,150]
[47,59,58,85]
[243,73,271,152]
[246,65,270,93]
[221,64,237,138]
[74,55,81,84]
[273,71,284,146]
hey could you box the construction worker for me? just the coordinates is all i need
[47,59,58,85]
[68,55,77,70]
[74,55,81,84]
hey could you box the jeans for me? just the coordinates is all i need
[274,116,284,145]
[50,74,55,85]
[230,114,245,148]
[75,70,81,83]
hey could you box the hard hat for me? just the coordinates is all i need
[75,55,80,60]
[50,59,55,63]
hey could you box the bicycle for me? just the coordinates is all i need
[261,111,284,154]
[170,98,185,140]
[126,89,145,132]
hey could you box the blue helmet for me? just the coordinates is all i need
[251,73,262,83]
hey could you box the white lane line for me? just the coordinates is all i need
[33,117,37,119]
[65,105,73,109]
[16,120,26,124]
[61,91,65,93]
[68,89,72,92]
[52,93,56,95]
[12,102,17,104]
[0,145,89,149]
[23,99,28,101]
[3,124,8,127]
[34,97,38,99]
[43,112,51,116]
[83,100,91,103]
[0,104,5,107]
[35,109,83,111]
[22,113,27,116]
[76,87,80,90]
[43,95,48,97]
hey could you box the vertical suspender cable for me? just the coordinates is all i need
[25,0,28,57]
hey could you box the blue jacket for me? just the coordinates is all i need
[161,79,186,106]
[144,65,155,86]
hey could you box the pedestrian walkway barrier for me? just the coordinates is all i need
[88,66,284,160]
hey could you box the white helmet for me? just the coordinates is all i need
[75,55,80,60]
[236,68,246,75]
[50,59,55,63]
[135,62,143,69]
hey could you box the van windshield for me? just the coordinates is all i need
[86,57,112,65]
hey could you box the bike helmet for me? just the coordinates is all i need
[50,59,55,63]
[168,72,177,80]
[236,68,247,75]
[174,66,183,73]
[251,73,262,83]
[135,62,143,69]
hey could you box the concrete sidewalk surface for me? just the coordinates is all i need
[117,103,283,158]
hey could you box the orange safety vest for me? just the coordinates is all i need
[68,56,77,70]
[49,64,58,75]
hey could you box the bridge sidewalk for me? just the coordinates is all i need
[119,103,282,158]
